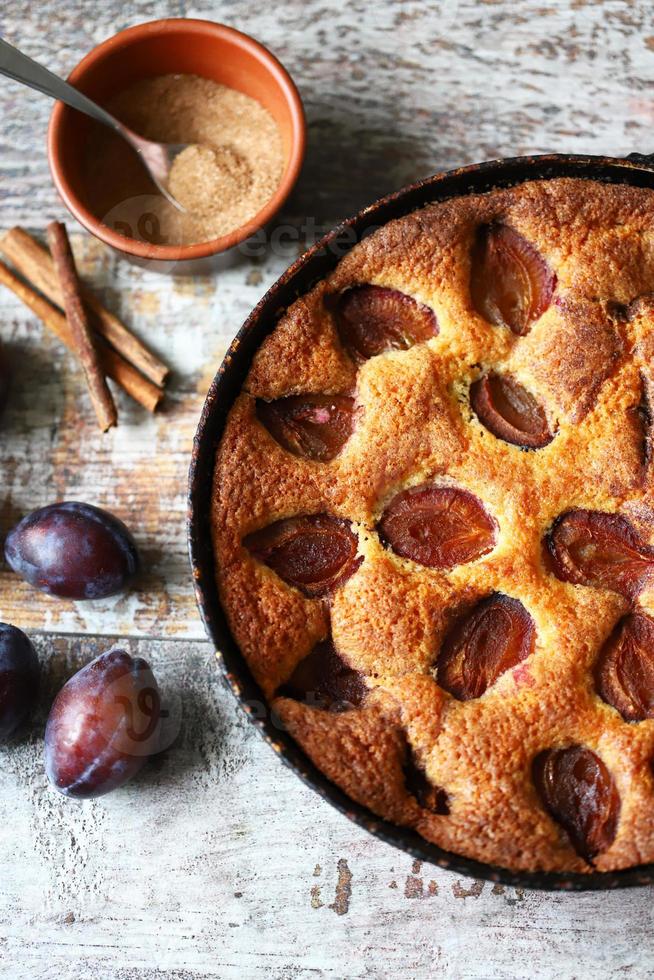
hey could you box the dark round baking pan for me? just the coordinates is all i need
[188,151,654,891]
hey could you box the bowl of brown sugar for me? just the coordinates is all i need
[47,19,306,273]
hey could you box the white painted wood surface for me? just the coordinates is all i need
[0,1,654,977]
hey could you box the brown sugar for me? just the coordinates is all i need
[168,144,252,218]
[82,74,284,247]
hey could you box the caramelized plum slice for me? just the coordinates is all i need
[437,593,535,700]
[244,515,362,597]
[278,637,367,711]
[331,284,438,362]
[256,393,355,462]
[403,748,450,814]
[533,745,619,862]
[546,509,654,598]
[470,373,553,449]
[595,613,654,722]
[470,224,555,335]
[378,485,497,569]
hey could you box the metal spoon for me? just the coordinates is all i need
[0,37,188,211]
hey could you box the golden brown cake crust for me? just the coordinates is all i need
[211,177,654,873]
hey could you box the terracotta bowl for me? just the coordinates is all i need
[47,18,306,273]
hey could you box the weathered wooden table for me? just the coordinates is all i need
[1,1,653,976]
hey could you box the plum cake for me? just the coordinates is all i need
[211,177,654,873]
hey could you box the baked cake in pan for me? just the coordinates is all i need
[211,177,654,872]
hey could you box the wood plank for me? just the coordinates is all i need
[0,230,234,639]
[0,633,652,979]
[0,0,652,640]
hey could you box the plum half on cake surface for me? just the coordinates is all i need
[211,177,654,873]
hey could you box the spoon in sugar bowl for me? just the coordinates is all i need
[0,37,189,211]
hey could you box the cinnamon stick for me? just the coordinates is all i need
[0,259,162,413]
[0,227,169,387]
[47,222,117,432]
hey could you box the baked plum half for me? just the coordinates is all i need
[378,485,497,569]
[330,284,438,362]
[437,594,535,700]
[470,224,555,335]
[546,509,654,599]
[533,745,619,863]
[256,393,355,461]
[277,637,367,711]
[470,373,553,449]
[244,515,362,597]
[595,613,654,722]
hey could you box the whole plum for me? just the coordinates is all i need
[0,623,39,741]
[45,648,161,799]
[5,502,139,599]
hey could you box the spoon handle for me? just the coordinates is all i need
[0,37,122,133]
